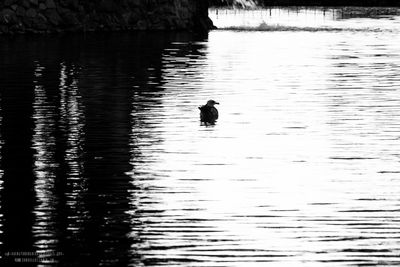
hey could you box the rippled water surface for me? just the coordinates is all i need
[1,8,400,267]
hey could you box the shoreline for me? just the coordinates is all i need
[0,0,213,35]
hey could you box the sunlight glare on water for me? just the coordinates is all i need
[128,9,400,267]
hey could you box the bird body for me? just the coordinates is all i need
[199,100,219,124]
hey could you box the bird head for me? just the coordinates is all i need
[206,100,219,106]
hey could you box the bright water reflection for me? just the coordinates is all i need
[210,7,400,32]
[1,8,400,267]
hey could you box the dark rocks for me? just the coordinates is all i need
[44,9,61,25]
[16,6,26,17]
[5,0,18,7]
[99,0,119,13]
[33,14,48,30]
[26,8,37,17]
[0,0,214,34]
[21,0,31,9]
[30,0,39,6]
[63,0,79,10]
[60,10,79,26]
[0,9,18,25]
[45,0,56,9]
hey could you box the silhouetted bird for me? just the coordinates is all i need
[199,100,219,125]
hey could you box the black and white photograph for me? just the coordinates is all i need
[0,0,400,266]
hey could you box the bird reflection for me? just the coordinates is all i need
[199,99,219,125]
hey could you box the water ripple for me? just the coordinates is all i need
[0,10,400,266]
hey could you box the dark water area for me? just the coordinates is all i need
[0,32,208,266]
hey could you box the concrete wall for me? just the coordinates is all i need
[0,0,214,34]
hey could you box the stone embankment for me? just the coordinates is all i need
[0,0,214,34]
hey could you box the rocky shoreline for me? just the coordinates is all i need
[0,0,214,34]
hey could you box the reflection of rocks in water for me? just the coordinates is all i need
[0,31,209,266]
[0,59,36,263]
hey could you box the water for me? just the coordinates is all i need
[210,7,400,31]
[1,8,400,267]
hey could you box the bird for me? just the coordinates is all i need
[199,99,219,125]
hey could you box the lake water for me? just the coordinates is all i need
[1,7,400,267]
